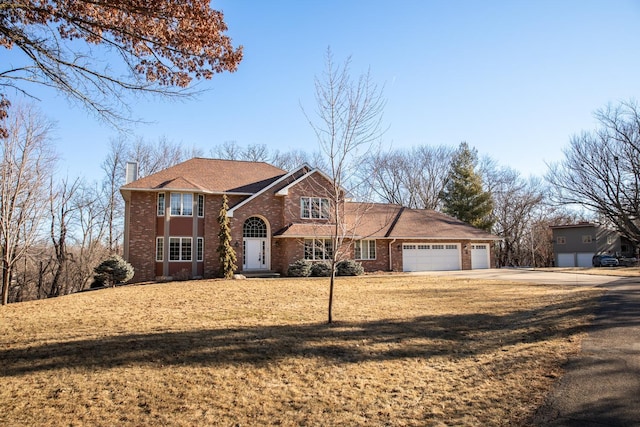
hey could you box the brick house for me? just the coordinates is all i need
[120,158,500,282]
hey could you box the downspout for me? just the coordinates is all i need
[388,239,396,271]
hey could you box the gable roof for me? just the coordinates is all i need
[226,164,313,217]
[120,158,287,194]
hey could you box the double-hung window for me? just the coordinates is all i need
[197,194,204,217]
[156,237,164,261]
[157,193,165,216]
[169,237,192,261]
[170,193,193,216]
[301,197,329,219]
[355,240,376,260]
[197,237,204,262]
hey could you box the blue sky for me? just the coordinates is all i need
[9,0,640,182]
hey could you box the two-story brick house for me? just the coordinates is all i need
[120,158,500,282]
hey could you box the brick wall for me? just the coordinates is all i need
[127,192,157,282]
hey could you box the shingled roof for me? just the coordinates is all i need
[274,202,500,241]
[120,158,287,194]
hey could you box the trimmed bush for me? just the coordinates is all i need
[92,255,134,287]
[310,262,333,277]
[336,259,364,276]
[287,259,311,277]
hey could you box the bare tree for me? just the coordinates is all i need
[305,48,386,323]
[489,167,545,266]
[70,182,111,289]
[101,137,126,253]
[210,141,244,160]
[48,177,81,297]
[363,145,453,209]
[127,135,203,177]
[547,100,640,244]
[271,149,327,171]
[0,103,56,305]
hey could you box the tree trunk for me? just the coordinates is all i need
[2,259,10,305]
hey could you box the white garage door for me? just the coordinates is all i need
[577,252,595,267]
[471,244,490,269]
[403,243,461,272]
[557,253,575,267]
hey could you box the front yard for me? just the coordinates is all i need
[0,275,602,426]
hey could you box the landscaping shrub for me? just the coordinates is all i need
[287,259,311,277]
[92,255,134,287]
[336,259,364,276]
[310,262,333,277]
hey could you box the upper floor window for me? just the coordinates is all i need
[582,235,593,244]
[170,193,193,216]
[301,197,329,219]
[355,240,376,260]
[557,236,566,245]
[197,194,204,217]
[157,193,165,216]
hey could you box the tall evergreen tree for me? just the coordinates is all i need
[440,142,494,231]
[217,195,237,279]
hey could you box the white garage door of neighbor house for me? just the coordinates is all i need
[577,252,595,267]
[557,253,575,267]
[471,244,490,269]
[403,243,461,272]
[557,253,595,267]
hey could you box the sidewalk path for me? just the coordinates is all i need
[531,278,640,426]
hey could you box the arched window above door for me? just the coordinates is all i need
[243,217,267,238]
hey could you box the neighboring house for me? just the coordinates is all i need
[120,158,500,282]
[550,222,636,267]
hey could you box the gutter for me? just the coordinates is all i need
[388,238,396,271]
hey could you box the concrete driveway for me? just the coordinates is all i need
[412,267,633,286]
[418,268,640,426]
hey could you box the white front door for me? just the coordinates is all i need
[244,238,268,270]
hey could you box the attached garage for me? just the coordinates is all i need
[402,243,461,272]
[471,244,490,269]
[557,252,595,267]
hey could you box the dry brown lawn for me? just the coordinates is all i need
[537,266,640,277]
[0,275,603,426]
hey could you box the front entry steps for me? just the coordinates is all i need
[241,270,281,279]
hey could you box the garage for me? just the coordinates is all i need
[471,244,490,269]
[557,252,595,267]
[402,243,461,271]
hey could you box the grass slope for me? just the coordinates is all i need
[0,275,602,426]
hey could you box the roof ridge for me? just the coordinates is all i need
[384,206,406,238]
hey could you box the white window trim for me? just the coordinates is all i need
[304,238,333,261]
[300,197,330,220]
[355,239,376,260]
[169,237,192,261]
[156,237,164,261]
[157,193,165,216]
[170,193,194,217]
[197,237,204,262]
[197,194,204,217]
